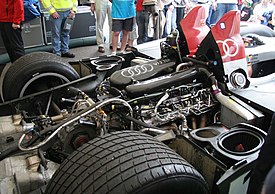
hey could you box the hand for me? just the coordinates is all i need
[168,4,175,11]
[212,2,217,11]
[69,10,76,18]
[52,12,60,19]
[262,11,271,18]
[12,23,21,30]
[90,3,95,14]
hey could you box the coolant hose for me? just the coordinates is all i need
[198,66,255,121]
[214,89,255,120]
[198,67,217,85]
[0,146,20,161]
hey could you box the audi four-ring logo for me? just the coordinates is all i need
[216,39,239,59]
[121,63,154,77]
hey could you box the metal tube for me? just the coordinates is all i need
[214,91,255,120]
[18,98,133,151]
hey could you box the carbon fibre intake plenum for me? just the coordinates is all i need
[125,68,200,97]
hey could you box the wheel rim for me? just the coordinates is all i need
[19,72,70,98]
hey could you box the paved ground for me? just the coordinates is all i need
[61,38,162,64]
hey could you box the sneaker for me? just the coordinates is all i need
[61,52,75,58]
[51,50,61,56]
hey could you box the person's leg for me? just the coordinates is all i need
[165,6,172,36]
[162,5,168,38]
[211,3,226,24]
[140,11,149,43]
[144,11,149,42]
[111,19,123,53]
[247,113,275,194]
[96,1,107,48]
[226,3,237,12]
[127,20,137,51]
[120,18,134,52]
[136,11,144,44]
[60,10,71,54]
[206,4,213,27]
[171,7,177,31]
[176,7,185,27]
[128,18,137,46]
[0,23,25,63]
[0,23,12,59]
[159,10,166,39]
[107,1,112,46]
[50,13,63,55]
[120,30,130,52]
[127,38,135,52]
[143,5,158,40]
[9,27,25,62]
[112,31,120,53]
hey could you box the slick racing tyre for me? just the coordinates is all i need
[3,52,79,101]
[46,131,209,194]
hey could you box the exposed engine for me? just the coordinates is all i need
[0,7,273,194]
[98,82,218,132]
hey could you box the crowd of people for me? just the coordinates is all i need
[240,0,275,28]
[1,0,275,60]
[90,0,275,55]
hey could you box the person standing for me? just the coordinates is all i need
[175,0,190,27]
[209,0,238,25]
[253,0,273,26]
[163,0,177,37]
[110,0,136,54]
[42,0,78,58]
[237,0,243,10]
[240,0,253,21]
[136,0,149,44]
[0,0,25,63]
[90,0,112,53]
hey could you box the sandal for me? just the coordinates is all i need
[98,46,105,53]
[125,45,138,52]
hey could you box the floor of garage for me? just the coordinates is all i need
[61,38,162,63]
